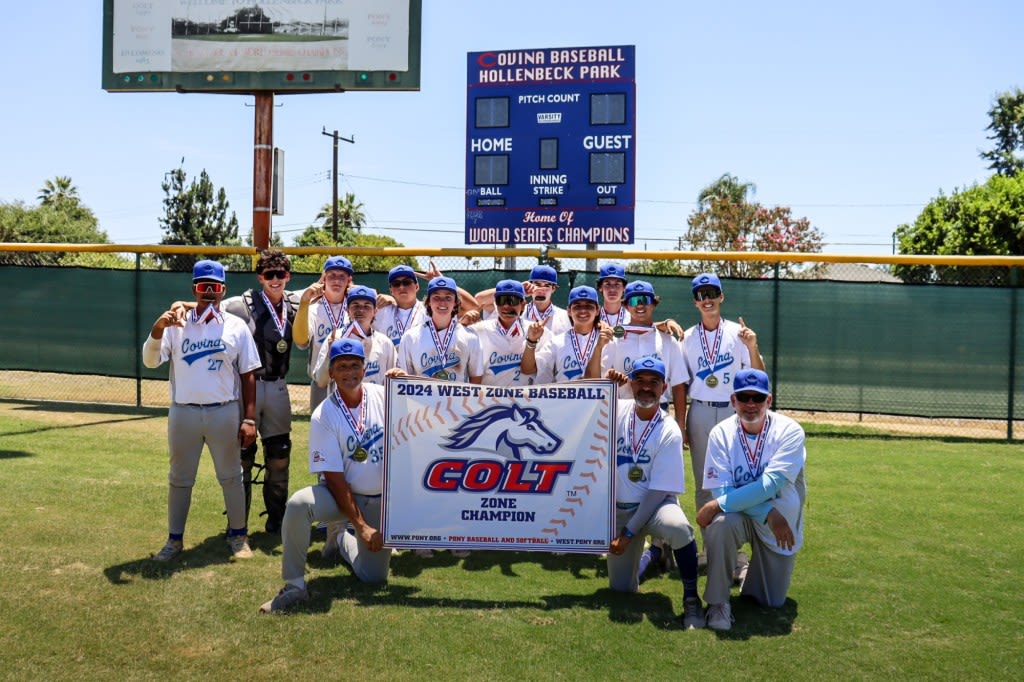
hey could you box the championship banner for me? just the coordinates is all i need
[382,377,616,554]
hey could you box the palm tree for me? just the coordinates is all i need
[38,176,80,206]
[697,173,756,208]
[316,192,366,235]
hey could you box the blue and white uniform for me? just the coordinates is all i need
[534,328,601,384]
[373,301,428,349]
[312,326,396,387]
[601,329,689,400]
[473,318,538,386]
[397,319,484,381]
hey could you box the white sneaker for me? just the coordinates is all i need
[259,584,308,613]
[151,539,183,562]
[706,602,733,631]
[228,535,254,560]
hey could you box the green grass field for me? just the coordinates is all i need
[0,401,1021,681]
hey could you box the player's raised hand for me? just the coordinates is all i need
[526,320,545,343]
[416,259,442,281]
[460,309,482,326]
[301,274,327,304]
[597,321,614,345]
[738,316,758,349]
[522,280,537,298]
[605,368,628,387]
[656,318,684,340]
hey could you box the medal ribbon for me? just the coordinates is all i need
[699,324,723,374]
[570,329,599,371]
[736,414,771,478]
[429,318,458,371]
[629,407,662,465]
[601,307,625,328]
[497,317,524,338]
[335,386,366,442]
[622,324,652,336]
[393,302,420,338]
[343,321,370,340]
[260,291,288,340]
[321,298,347,334]
[526,302,554,324]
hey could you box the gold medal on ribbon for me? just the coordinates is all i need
[353,447,368,462]
[628,466,644,482]
[276,339,288,353]
[705,374,719,388]
[613,325,625,338]
[433,369,453,381]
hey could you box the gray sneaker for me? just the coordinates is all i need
[151,539,183,562]
[258,584,309,613]
[228,535,254,560]
[706,602,733,631]
[681,597,706,629]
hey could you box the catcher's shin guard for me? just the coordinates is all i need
[261,434,291,533]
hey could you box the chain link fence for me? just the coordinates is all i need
[2,244,1022,440]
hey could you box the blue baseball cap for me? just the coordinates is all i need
[328,338,366,362]
[568,286,599,306]
[346,285,377,305]
[624,280,656,302]
[630,355,667,381]
[427,276,458,295]
[494,279,526,300]
[691,273,722,294]
[192,259,225,283]
[733,369,771,395]
[388,264,417,283]
[597,263,627,284]
[529,265,558,284]
[323,255,354,275]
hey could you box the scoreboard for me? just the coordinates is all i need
[465,46,636,246]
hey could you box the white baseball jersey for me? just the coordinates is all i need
[143,308,262,405]
[534,328,601,383]
[600,306,631,328]
[473,318,538,386]
[600,328,690,400]
[373,301,427,348]
[397,318,485,381]
[703,411,806,556]
[305,298,350,377]
[523,302,572,335]
[312,326,397,388]
[308,383,387,495]
[683,319,754,401]
[613,400,686,504]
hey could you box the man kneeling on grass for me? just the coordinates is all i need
[260,339,390,613]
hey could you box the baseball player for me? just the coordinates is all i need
[600,280,690,429]
[259,339,392,613]
[293,255,353,410]
[596,263,631,330]
[373,265,428,348]
[697,369,806,631]
[472,264,571,333]
[312,285,396,388]
[142,259,262,562]
[219,249,300,534]
[606,356,705,629]
[526,286,613,383]
[472,279,541,386]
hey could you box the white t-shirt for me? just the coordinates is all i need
[613,400,686,504]
[703,412,807,556]
[373,301,428,349]
[397,318,484,381]
[145,308,262,405]
[600,328,690,400]
[312,326,397,388]
[472,318,538,386]
[683,319,754,401]
[308,383,387,495]
[534,328,602,383]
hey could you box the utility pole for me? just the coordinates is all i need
[321,127,355,241]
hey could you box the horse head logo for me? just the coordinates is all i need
[442,404,563,460]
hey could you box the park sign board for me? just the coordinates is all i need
[102,0,421,93]
[465,45,636,246]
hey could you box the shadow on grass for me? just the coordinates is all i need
[804,427,1016,446]
[708,595,799,639]
[386,549,607,580]
[0,450,34,459]
[103,533,252,584]
[0,399,162,437]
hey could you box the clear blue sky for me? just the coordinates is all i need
[1,1,1021,255]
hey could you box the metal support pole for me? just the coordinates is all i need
[253,92,274,251]
[1008,266,1018,440]
[134,252,142,409]
[771,262,781,407]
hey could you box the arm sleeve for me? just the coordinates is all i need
[625,490,674,536]
[714,470,788,512]
[142,335,163,369]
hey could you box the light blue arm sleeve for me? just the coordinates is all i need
[713,471,788,513]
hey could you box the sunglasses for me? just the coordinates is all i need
[694,287,722,301]
[193,281,225,294]
[625,294,653,307]
[260,270,289,280]
[495,294,522,307]
[390,278,417,288]
[734,392,768,404]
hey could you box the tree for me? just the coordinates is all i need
[37,176,80,207]
[980,88,1024,177]
[316,192,366,239]
[157,163,242,272]
[290,226,414,274]
[893,172,1024,285]
[0,200,109,264]
[684,175,823,278]
[628,259,684,276]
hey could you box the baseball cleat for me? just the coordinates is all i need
[151,539,183,562]
[259,584,309,613]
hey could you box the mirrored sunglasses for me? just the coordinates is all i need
[390,278,417,288]
[694,287,722,301]
[193,281,225,294]
[260,270,288,280]
[734,392,768,404]
[495,294,522,307]
[625,294,653,307]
